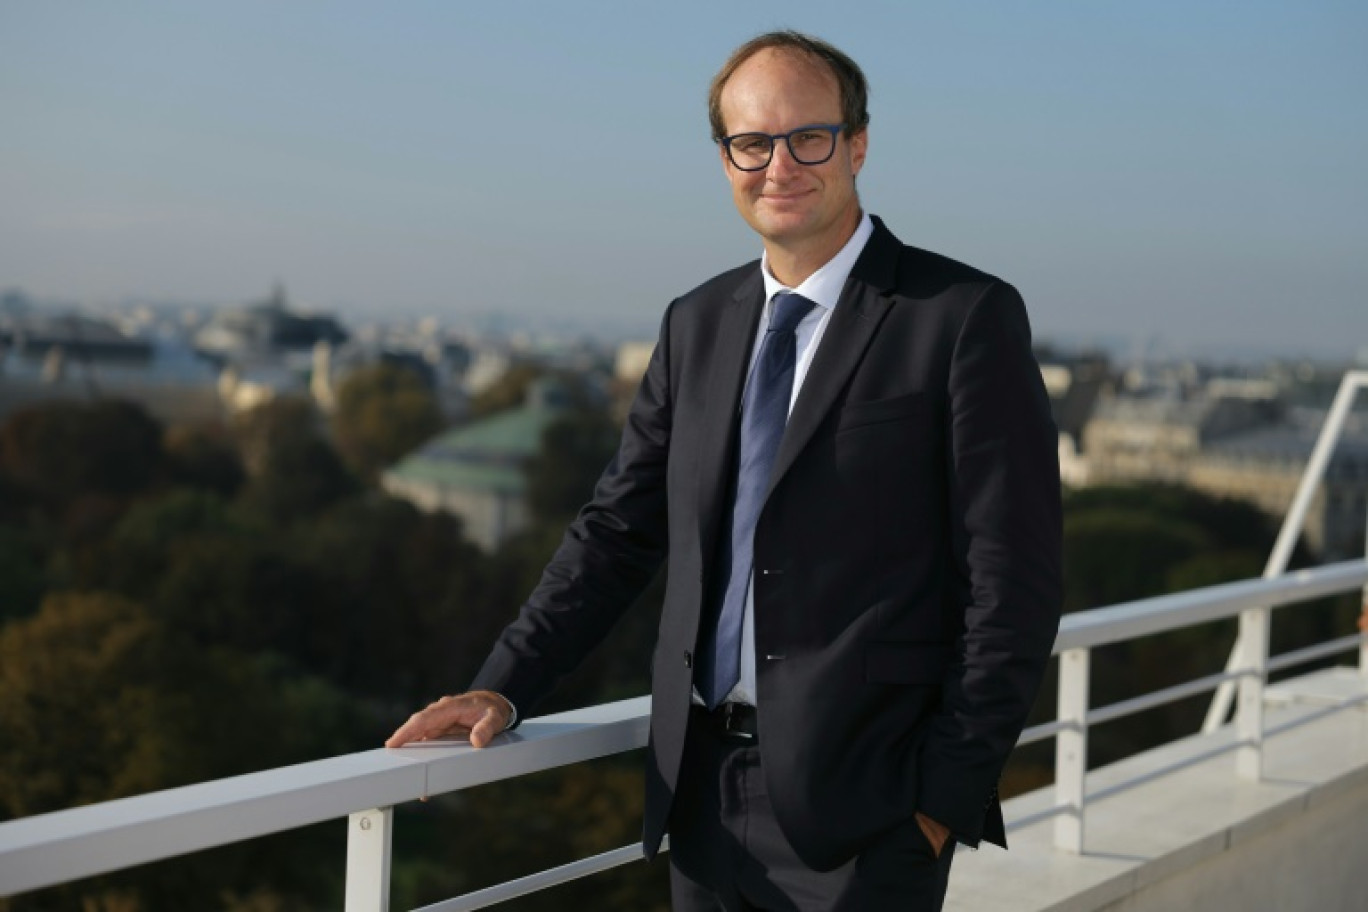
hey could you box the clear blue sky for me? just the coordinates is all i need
[2,2,1365,357]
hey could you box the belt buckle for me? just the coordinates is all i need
[723,702,754,740]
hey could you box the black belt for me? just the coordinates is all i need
[692,702,759,743]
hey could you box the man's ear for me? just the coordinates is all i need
[848,126,869,177]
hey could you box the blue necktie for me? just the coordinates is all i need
[698,291,816,709]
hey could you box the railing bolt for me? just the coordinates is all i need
[359,816,372,831]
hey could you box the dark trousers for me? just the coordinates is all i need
[668,716,956,911]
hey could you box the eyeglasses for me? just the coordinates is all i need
[720,123,844,172]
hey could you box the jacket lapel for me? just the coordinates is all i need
[765,220,901,502]
[695,267,765,569]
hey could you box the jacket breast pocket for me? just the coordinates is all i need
[836,391,929,434]
[865,641,952,685]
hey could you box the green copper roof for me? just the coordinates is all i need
[386,456,526,494]
[386,403,561,494]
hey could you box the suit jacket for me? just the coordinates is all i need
[471,216,1063,871]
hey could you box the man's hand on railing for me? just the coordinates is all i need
[384,691,514,749]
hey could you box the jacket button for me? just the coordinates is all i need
[684,651,693,668]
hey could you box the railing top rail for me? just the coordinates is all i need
[1054,559,1368,653]
[0,697,651,898]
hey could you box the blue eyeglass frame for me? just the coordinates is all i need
[720,123,844,171]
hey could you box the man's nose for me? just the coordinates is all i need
[766,139,802,179]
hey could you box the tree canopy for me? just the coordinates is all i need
[331,363,443,481]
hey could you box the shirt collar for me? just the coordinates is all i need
[760,211,874,311]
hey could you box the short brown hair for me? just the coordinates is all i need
[707,30,870,143]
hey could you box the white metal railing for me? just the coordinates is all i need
[2,562,1364,907]
[1040,559,1368,852]
[0,697,653,907]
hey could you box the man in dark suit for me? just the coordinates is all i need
[388,30,1061,911]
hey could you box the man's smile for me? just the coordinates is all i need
[759,189,815,204]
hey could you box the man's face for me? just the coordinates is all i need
[717,49,867,256]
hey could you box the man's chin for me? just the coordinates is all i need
[750,213,818,246]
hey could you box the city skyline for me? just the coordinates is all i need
[2,2,1366,358]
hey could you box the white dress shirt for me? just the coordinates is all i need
[719,211,875,706]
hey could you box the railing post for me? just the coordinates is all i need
[345,807,393,912]
[1235,607,1269,780]
[1054,648,1089,853]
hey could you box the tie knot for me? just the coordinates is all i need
[769,292,817,335]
